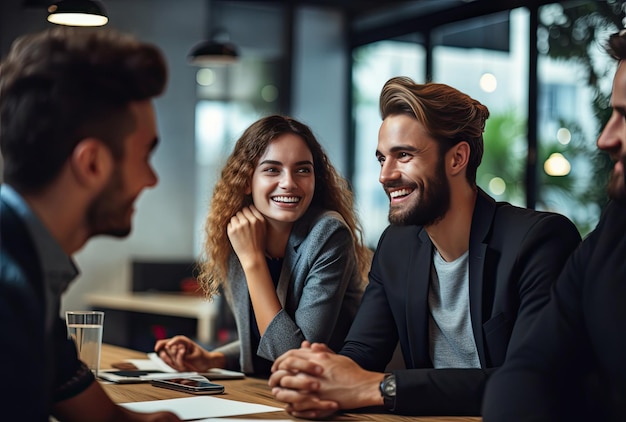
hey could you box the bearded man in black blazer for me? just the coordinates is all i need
[267,77,581,417]
[482,30,626,422]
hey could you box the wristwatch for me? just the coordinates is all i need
[379,373,396,410]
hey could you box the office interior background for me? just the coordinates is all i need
[1,0,622,347]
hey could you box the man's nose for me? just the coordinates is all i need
[597,113,624,154]
[379,160,399,184]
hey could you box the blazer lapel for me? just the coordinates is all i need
[276,208,315,307]
[406,227,434,368]
[468,189,497,367]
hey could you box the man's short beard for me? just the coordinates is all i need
[86,165,132,238]
[388,155,450,227]
[608,155,626,205]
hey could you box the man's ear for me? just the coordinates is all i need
[448,141,470,176]
[69,139,114,189]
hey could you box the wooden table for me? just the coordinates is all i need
[100,343,481,421]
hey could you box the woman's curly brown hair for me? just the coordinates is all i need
[198,115,370,299]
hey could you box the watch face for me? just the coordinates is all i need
[383,376,396,396]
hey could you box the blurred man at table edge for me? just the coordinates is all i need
[0,27,182,421]
[483,29,626,422]
[268,77,581,418]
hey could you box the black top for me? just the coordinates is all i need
[249,256,283,377]
[483,200,626,421]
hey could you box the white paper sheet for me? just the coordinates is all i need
[123,353,245,380]
[147,352,181,371]
[123,353,178,372]
[120,396,282,420]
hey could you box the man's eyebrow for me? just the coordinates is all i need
[376,145,420,156]
[388,144,419,153]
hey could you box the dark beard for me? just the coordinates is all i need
[387,156,450,227]
[86,168,132,238]
[608,154,626,205]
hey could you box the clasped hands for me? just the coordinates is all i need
[269,341,384,419]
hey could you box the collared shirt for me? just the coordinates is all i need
[0,185,79,336]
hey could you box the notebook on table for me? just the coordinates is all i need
[100,352,245,383]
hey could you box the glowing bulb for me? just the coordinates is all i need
[479,73,497,93]
[556,128,571,145]
[196,68,215,86]
[261,85,279,102]
[489,177,506,195]
[544,153,571,176]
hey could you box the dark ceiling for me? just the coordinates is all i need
[22,0,557,47]
[23,0,462,18]
[220,0,441,18]
[213,0,473,22]
[21,0,518,23]
[209,0,556,47]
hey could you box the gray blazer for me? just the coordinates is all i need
[214,207,365,374]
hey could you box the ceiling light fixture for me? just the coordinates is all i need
[188,33,239,66]
[47,0,109,27]
[188,0,239,66]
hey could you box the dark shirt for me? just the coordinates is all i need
[0,185,94,421]
[249,256,283,377]
[483,200,626,421]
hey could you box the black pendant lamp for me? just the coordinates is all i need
[188,36,239,66]
[188,0,239,66]
[47,0,109,27]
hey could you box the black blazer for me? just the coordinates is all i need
[483,200,626,422]
[341,189,581,415]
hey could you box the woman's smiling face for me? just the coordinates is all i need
[249,133,315,229]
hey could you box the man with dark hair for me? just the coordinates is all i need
[267,77,581,418]
[0,27,181,421]
[482,30,626,422]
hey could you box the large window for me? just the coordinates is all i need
[433,9,529,208]
[194,58,282,253]
[536,1,620,235]
[351,2,620,241]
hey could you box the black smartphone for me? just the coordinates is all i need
[150,377,225,395]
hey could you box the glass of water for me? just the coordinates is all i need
[65,311,105,376]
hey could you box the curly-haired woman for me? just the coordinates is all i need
[155,115,370,376]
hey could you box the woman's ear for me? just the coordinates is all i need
[69,139,114,189]
[448,141,470,176]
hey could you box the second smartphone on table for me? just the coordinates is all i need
[151,377,225,395]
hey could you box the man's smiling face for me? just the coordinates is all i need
[376,114,450,227]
